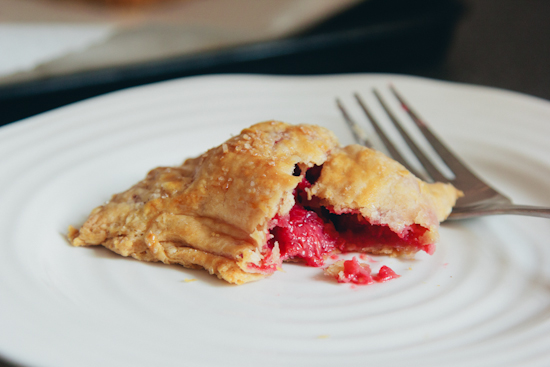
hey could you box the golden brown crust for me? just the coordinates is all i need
[69,123,461,284]
[70,121,339,284]
[308,145,463,248]
[181,121,338,235]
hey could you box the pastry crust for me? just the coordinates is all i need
[69,121,339,284]
[308,145,462,255]
[69,122,461,284]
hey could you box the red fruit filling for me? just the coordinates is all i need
[372,265,401,282]
[255,165,434,272]
[269,205,338,267]
[327,257,401,285]
[330,211,434,255]
[338,257,374,284]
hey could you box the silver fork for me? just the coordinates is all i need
[337,85,550,220]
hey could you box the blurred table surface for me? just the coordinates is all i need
[0,0,549,366]
[0,0,549,128]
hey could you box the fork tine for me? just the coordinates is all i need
[372,88,450,183]
[336,98,373,148]
[353,93,425,179]
[389,85,480,181]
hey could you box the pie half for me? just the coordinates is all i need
[69,121,462,284]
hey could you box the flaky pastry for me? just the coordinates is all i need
[69,121,461,284]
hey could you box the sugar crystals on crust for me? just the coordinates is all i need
[69,121,461,284]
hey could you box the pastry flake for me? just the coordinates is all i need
[69,121,461,285]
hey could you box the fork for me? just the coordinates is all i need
[336,86,550,220]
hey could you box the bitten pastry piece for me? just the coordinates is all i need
[69,122,462,285]
[306,145,463,257]
[69,121,339,284]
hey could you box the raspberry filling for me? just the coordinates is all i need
[372,265,401,283]
[328,257,401,285]
[339,257,374,284]
[255,164,434,272]
[269,205,338,267]
[330,211,434,255]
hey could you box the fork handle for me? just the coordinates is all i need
[449,204,550,219]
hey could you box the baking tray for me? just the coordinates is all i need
[0,0,463,127]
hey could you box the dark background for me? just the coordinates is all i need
[436,0,550,100]
[1,0,549,127]
[1,0,549,366]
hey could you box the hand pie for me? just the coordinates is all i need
[69,121,461,284]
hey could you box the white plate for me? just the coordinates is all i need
[1,74,550,367]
